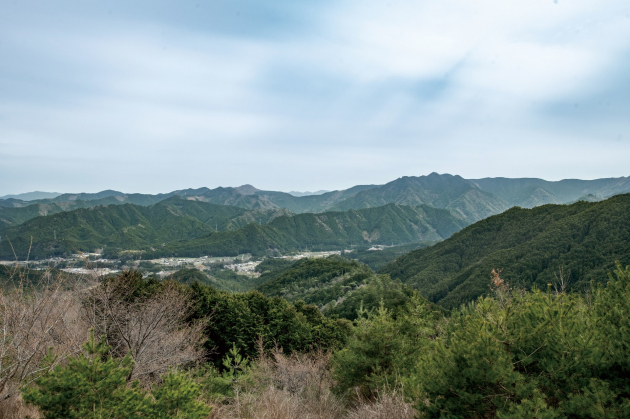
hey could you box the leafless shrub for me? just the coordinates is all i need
[553,265,572,295]
[0,395,41,419]
[83,273,206,382]
[210,349,414,419]
[0,266,86,405]
[489,268,512,307]
[213,348,345,419]
[346,391,416,419]
[259,348,332,398]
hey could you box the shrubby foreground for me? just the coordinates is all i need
[0,262,629,417]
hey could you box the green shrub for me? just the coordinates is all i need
[332,295,441,398]
[405,265,630,417]
[22,331,211,418]
[189,282,351,365]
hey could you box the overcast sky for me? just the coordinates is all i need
[1,0,629,195]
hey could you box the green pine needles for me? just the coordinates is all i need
[22,330,211,419]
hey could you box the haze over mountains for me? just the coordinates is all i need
[3,173,629,223]
[0,191,62,201]
[2,172,630,318]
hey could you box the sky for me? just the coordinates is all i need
[1,0,629,195]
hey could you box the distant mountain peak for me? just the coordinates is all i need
[287,190,331,197]
[235,185,260,195]
[0,191,62,201]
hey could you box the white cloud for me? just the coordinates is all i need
[0,0,629,194]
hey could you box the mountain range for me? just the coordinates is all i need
[3,173,629,228]
[0,199,466,260]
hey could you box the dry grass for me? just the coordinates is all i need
[346,392,416,419]
[0,263,416,419]
[210,349,416,419]
[0,396,40,419]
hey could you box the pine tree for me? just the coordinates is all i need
[22,330,147,419]
[22,331,212,418]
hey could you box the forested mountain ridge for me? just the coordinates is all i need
[145,203,468,259]
[0,201,467,260]
[0,199,149,233]
[0,184,378,215]
[470,176,630,207]
[330,173,510,224]
[0,203,215,259]
[0,199,291,259]
[3,174,629,223]
[381,193,630,309]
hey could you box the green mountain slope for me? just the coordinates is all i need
[0,199,133,233]
[157,196,292,230]
[331,173,509,224]
[146,203,468,258]
[254,256,417,320]
[1,200,463,260]
[381,194,630,309]
[0,195,291,236]
[471,176,630,208]
[0,203,216,259]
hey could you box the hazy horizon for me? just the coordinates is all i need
[3,172,630,198]
[2,0,629,195]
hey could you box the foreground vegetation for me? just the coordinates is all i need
[3,194,630,417]
[1,260,629,418]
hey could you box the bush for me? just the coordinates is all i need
[22,331,211,419]
[332,295,441,398]
[189,283,351,365]
[406,265,630,417]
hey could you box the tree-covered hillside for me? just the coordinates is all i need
[0,204,215,259]
[471,176,630,207]
[252,256,416,321]
[0,199,296,260]
[145,203,467,259]
[0,199,144,233]
[331,173,509,224]
[381,193,630,309]
[256,257,373,305]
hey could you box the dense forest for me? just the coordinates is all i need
[382,193,630,308]
[0,201,466,260]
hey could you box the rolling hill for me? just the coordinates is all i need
[145,203,468,259]
[253,256,417,320]
[0,200,468,260]
[381,193,630,309]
